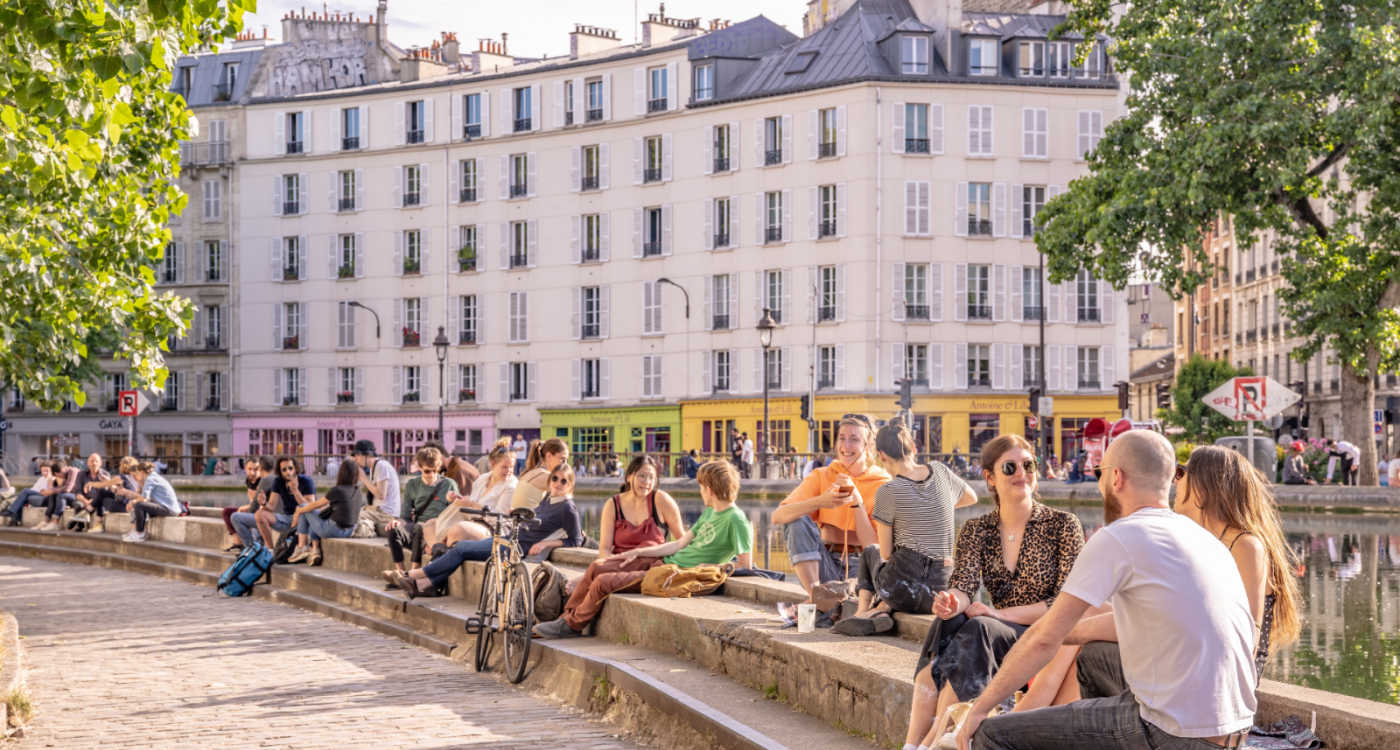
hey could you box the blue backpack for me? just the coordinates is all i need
[217,541,273,597]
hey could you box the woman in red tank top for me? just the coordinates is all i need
[598,456,685,554]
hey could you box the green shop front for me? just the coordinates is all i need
[539,405,682,474]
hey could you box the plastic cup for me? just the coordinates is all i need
[797,603,817,633]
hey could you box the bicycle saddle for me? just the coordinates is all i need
[508,507,536,524]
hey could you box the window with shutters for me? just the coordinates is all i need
[340,107,360,150]
[1047,42,1071,78]
[1017,41,1045,77]
[204,240,222,282]
[563,79,575,124]
[337,234,356,278]
[968,183,992,235]
[581,286,602,339]
[764,269,784,323]
[403,366,422,403]
[581,358,603,398]
[643,136,663,183]
[711,350,731,392]
[818,185,838,237]
[282,173,300,214]
[967,264,992,319]
[159,371,180,411]
[281,304,302,350]
[711,275,732,330]
[282,236,300,281]
[1078,347,1101,388]
[905,103,930,153]
[336,367,357,404]
[1077,111,1104,159]
[642,281,663,334]
[765,191,783,243]
[901,36,929,74]
[202,180,221,220]
[968,344,991,387]
[285,112,304,153]
[763,348,784,390]
[647,66,668,112]
[817,346,837,389]
[642,355,662,397]
[281,368,299,406]
[462,93,482,138]
[405,100,425,143]
[337,169,356,211]
[401,165,421,207]
[713,198,731,247]
[510,221,529,267]
[1077,270,1100,322]
[403,298,422,346]
[457,364,477,402]
[582,214,602,261]
[510,153,528,197]
[818,265,838,322]
[581,146,600,190]
[1022,267,1043,320]
[968,106,993,156]
[968,38,998,76]
[586,78,604,121]
[454,225,477,273]
[818,107,838,157]
[713,124,731,172]
[509,292,528,343]
[1022,185,1046,236]
[204,305,223,349]
[337,301,355,349]
[1075,42,1103,79]
[206,371,224,411]
[459,159,478,202]
[764,116,783,165]
[905,344,929,385]
[905,264,929,319]
[161,242,179,283]
[905,181,931,235]
[1023,345,1041,387]
[513,86,532,131]
[458,295,478,344]
[642,206,664,256]
[509,362,529,401]
[694,63,714,101]
[1023,108,1048,158]
[402,230,421,274]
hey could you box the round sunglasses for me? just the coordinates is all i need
[997,459,1038,476]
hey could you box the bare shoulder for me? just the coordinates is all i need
[654,489,681,510]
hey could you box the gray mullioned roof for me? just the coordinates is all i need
[172,48,265,107]
[687,16,799,61]
[965,12,1090,41]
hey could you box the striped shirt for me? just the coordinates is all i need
[871,462,971,560]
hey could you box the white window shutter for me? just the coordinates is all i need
[1010,344,1024,390]
[298,367,308,406]
[918,182,930,235]
[274,111,285,156]
[968,105,979,154]
[892,102,905,153]
[1101,281,1115,325]
[273,303,283,349]
[703,127,714,175]
[701,351,712,394]
[1077,111,1090,159]
[297,235,307,280]
[754,118,763,164]
[527,363,536,401]
[835,265,847,322]
[499,222,509,269]
[570,216,581,263]
[754,193,764,245]
[782,114,793,163]
[837,183,848,237]
[703,279,712,326]
[1064,281,1077,323]
[450,94,462,140]
[1022,108,1035,158]
[272,369,281,406]
[531,84,541,131]
[570,148,580,192]
[954,264,968,322]
[954,182,968,238]
[599,143,611,189]
[662,133,673,181]
[423,98,434,142]
[326,237,338,279]
[422,228,431,273]
[572,77,583,117]
[354,168,364,209]
[601,286,611,338]
[930,263,944,321]
[992,183,1007,237]
[498,155,508,199]
[1068,345,1080,389]
[297,173,307,214]
[730,120,741,169]
[392,366,403,405]
[892,263,906,321]
[782,269,793,322]
[1048,281,1062,323]
[954,343,968,390]
[553,81,563,127]
[703,201,714,251]
[268,238,279,282]
[1101,345,1114,389]
[448,162,458,203]
[930,104,944,154]
[930,343,944,390]
[498,363,509,403]
[993,264,1007,321]
[666,62,678,110]
[571,288,581,340]
[420,163,430,206]
[729,194,740,246]
[662,204,673,255]
[570,360,581,400]
[891,345,905,383]
[600,358,612,399]
[448,365,460,399]
[272,175,282,215]
[1048,344,1062,391]
[808,186,818,240]
[632,137,642,184]
[527,220,538,266]
[600,213,611,261]
[1037,109,1048,157]
[992,344,1006,390]
[728,272,739,325]
[981,106,994,155]
[632,208,642,258]
[325,368,335,407]
[360,105,371,146]
[392,166,402,207]
[327,172,337,212]
[601,73,613,120]
[392,231,403,276]
[478,92,490,137]
[782,189,792,242]
[448,296,460,340]
[752,271,763,322]
[394,102,405,146]
[1010,184,1024,239]
[354,233,365,278]
[393,299,403,346]
[837,105,848,156]
[904,182,916,235]
[808,109,818,160]
[527,153,537,197]
[1010,265,1024,322]
[633,67,645,115]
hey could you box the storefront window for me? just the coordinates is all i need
[249,429,305,466]
[102,436,129,462]
[911,415,943,456]
[1059,418,1092,463]
[756,420,791,454]
[37,434,81,462]
[644,426,671,454]
[969,414,1000,458]
[701,419,735,456]
[384,428,437,472]
[571,427,613,474]
[151,434,185,474]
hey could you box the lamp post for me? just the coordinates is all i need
[434,326,450,443]
[346,300,381,340]
[756,307,776,479]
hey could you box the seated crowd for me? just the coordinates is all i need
[2,422,1299,750]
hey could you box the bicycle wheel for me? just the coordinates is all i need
[502,560,534,684]
[474,555,498,673]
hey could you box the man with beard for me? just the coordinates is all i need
[954,430,1258,750]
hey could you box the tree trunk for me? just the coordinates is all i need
[1342,350,1380,486]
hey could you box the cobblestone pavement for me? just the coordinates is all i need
[0,558,639,750]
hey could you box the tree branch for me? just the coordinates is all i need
[1306,142,1350,179]
[1278,194,1329,240]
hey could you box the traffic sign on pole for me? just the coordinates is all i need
[1202,376,1301,422]
[117,390,149,417]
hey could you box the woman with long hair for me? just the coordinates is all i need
[429,445,517,548]
[510,438,570,511]
[286,460,365,566]
[596,454,685,557]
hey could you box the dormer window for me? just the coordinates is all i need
[1047,41,1071,78]
[901,36,929,75]
[968,38,998,76]
[1017,41,1045,77]
[1075,42,1104,78]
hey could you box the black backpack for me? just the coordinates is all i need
[272,527,299,564]
[531,562,569,623]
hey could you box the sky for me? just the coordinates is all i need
[242,0,806,57]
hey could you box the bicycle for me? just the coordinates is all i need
[462,506,537,683]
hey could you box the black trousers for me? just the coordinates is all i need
[388,521,424,565]
[81,489,125,517]
[916,613,1028,701]
[854,546,951,615]
[132,501,173,532]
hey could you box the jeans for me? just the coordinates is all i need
[1077,641,1129,699]
[44,492,77,519]
[231,511,290,546]
[388,521,423,565]
[83,489,125,517]
[131,501,174,533]
[855,546,951,615]
[420,537,493,588]
[974,690,1231,750]
[297,512,354,542]
[782,515,860,583]
[7,489,45,519]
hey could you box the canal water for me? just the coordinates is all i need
[181,489,1399,704]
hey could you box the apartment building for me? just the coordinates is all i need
[229,0,1127,463]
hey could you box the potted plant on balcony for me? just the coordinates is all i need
[282,395,298,406]
[337,263,355,279]
[402,391,421,404]
[282,266,299,281]
[402,257,420,275]
[336,391,355,404]
[458,245,476,272]
[458,387,475,402]
[282,334,299,350]
[402,327,420,347]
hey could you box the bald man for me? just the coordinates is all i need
[956,431,1258,750]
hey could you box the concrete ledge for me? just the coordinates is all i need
[0,610,20,729]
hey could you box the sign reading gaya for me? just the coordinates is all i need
[1202,376,1301,422]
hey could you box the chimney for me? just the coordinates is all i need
[569,24,622,59]
[908,0,963,71]
[441,31,460,64]
[471,37,514,73]
[642,6,701,47]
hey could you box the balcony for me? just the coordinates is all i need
[1078,379,1102,390]
[1078,308,1101,323]
[905,304,930,320]
[179,141,231,167]
[564,111,575,126]
[905,138,930,154]
[205,335,224,350]
[463,124,481,139]
[711,382,731,394]
[402,329,421,347]
[647,98,667,113]
[509,252,529,269]
[969,375,991,388]
[459,187,477,203]
[458,331,476,345]
[817,306,837,322]
[1272,260,1280,273]
[643,167,662,183]
[281,335,299,351]
[1313,381,1322,394]
[586,108,603,122]
[713,156,730,172]
[336,391,355,405]
[509,183,528,198]
[642,240,663,257]
[402,391,421,404]
[1022,306,1044,320]
[967,305,992,320]
[338,197,355,211]
[406,129,424,144]
[282,201,300,215]
[163,397,179,411]
[1246,269,1256,282]
[581,175,599,191]
[205,269,222,283]
[713,232,730,248]
[1330,378,1339,392]
[457,388,477,402]
[513,117,532,132]
[1235,333,1243,345]
[764,227,783,244]
[338,264,355,279]
[581,247,601,263]
[711,314,730,331]
[764,148,782,166]
[818,220,838,238]
[819,141,837,158]
[282,266,300,282]
[1235,272,1242,285]
[402,192,421,207]
[205,398,222,411]
[341,136,360,150]
[817,377,835,389]
[581,324,601,339]
[285,140,303,155]
[968,219,992,236]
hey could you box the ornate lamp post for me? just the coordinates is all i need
[756,307,776,478]
[433,326,450,442]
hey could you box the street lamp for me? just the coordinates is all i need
[346,300,381,340]
[656,277,689,319]
[434,325,450,442]
[756,307,776,479]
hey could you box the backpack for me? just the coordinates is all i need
[272,527,299,564]
[531,561,569,622]
[218,541,273,597]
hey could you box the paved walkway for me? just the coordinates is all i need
[0,558,639,749]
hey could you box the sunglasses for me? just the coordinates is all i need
[1092,463,1187,481]
[549,476,571,485]
[998,459,1038,476]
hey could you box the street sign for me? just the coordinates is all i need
[0,419,10,432]
[1202,376,1301,422]
[117,390,149,417]
[1039,396,1054,417]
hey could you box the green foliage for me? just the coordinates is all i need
[1162,356,1253,444]
[0,0,251,410]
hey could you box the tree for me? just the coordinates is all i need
[1161,355,1253,444]
[1038,0,1400,485]
[0,0,251,410]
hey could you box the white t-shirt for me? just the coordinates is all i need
[512,439,528,461]
[471,474,518,515]
[742,439,755,462]
[1060,507,1257,738]
[1389,460,1400,487]
[372,459,401,517]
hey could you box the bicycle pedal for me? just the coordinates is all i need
[464,617,482,635]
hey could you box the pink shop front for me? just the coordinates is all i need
[232,411,497,472]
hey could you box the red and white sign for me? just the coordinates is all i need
[117,390,149,417]
[1202,376,1300,422]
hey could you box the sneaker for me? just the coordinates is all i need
[0,487,15,499]
[307,548,322,566]
[87,520,104,534]
[532,616,583,639]
[121,530,139,542]
[130,530,148,543]
[382,569,402,589]
[37,520,58,532]
[287,547,311,563]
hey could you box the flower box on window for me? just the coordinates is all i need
[336,391,355,404]
[402,328,421,347]
[458,246,476,272]
[282,266,299,281]
[281,335,299,350]
[402,391,421,404]
[282,395,298,406]
[402,258,420,275]
[458,388,475,402]
[337,264,355,279]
